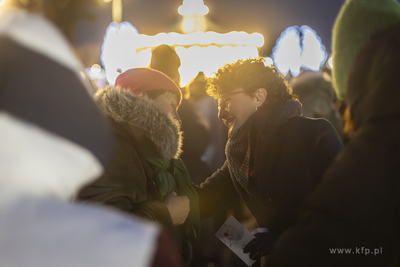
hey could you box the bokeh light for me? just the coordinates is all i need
[182,15,207,33]
[101,25,264,86]
[264,57,274,66]
[101,22,142,85]
[178,0,209,16]
[327,57,333,69]
[100,1,264,87]
[90,64,102,77]
[177,45,259,86]
[272,25,327,77]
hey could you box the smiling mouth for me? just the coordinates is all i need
[224,118,235,127]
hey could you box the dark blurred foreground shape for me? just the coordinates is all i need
[267,0,400,266]
[0,1,181,266]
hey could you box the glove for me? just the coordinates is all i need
[243,232,277,261]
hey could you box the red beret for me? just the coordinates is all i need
[115,68,182,105]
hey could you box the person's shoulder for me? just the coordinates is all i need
[283,117,340,143]
[286,116,335,131]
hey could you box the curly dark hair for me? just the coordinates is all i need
[207,57,297,103]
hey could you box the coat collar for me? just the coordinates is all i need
[95,86,183,160]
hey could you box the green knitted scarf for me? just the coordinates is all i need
[142,152,200,239]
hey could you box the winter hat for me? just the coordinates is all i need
[150,45,181,79]
[332,0,400,99]
[115,68,182,105]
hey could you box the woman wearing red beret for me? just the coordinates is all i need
[78,68,200,266]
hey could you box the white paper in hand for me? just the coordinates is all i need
[215,215,256,266]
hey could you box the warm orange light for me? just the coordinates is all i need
[131,31,264,48]
[182,15,207,33]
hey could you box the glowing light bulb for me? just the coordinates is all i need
[178,0,209,16]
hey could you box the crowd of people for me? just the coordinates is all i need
[0,0,399,266]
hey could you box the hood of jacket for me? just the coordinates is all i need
[95,86,183,160]
[346,23,400,131]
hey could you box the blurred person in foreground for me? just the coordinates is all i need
[0,1,180,266]
[197,57,343,267]
[266,0,400,266]
[78,68,200,266]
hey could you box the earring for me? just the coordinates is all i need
[256,105,259,111]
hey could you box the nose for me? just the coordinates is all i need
[218,106,227,120]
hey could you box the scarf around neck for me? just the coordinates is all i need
[226,100,302,189]
[140,144,200,239]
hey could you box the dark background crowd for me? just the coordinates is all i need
[0,0,399,267]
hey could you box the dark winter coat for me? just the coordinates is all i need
[267,118,400,267]
[77,86,193,263]
[266,24,400,267]
[197,101,343,237]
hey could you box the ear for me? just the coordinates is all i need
[255,88,267,107]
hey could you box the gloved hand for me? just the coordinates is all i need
[243,232,277,261]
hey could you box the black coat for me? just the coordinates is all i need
[197,112,343,236]
[267,118,400,267]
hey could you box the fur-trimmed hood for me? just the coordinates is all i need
[95,86,183,160]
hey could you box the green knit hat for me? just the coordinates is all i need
[332,0,400,99]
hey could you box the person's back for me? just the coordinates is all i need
[267,1,400,266]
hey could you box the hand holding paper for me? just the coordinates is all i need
[215,216,256,266]
[243,232,277,261]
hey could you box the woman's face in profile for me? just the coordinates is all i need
[217,88,258,136]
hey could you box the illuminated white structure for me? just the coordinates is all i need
[178,0,209,34]
[101,22,152,85]
[272,25,327,77]
[101,0,264,86]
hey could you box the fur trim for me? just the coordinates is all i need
[95,86,183,160]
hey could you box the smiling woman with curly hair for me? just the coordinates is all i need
[197,57,343,266]
[207,58,296,103]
